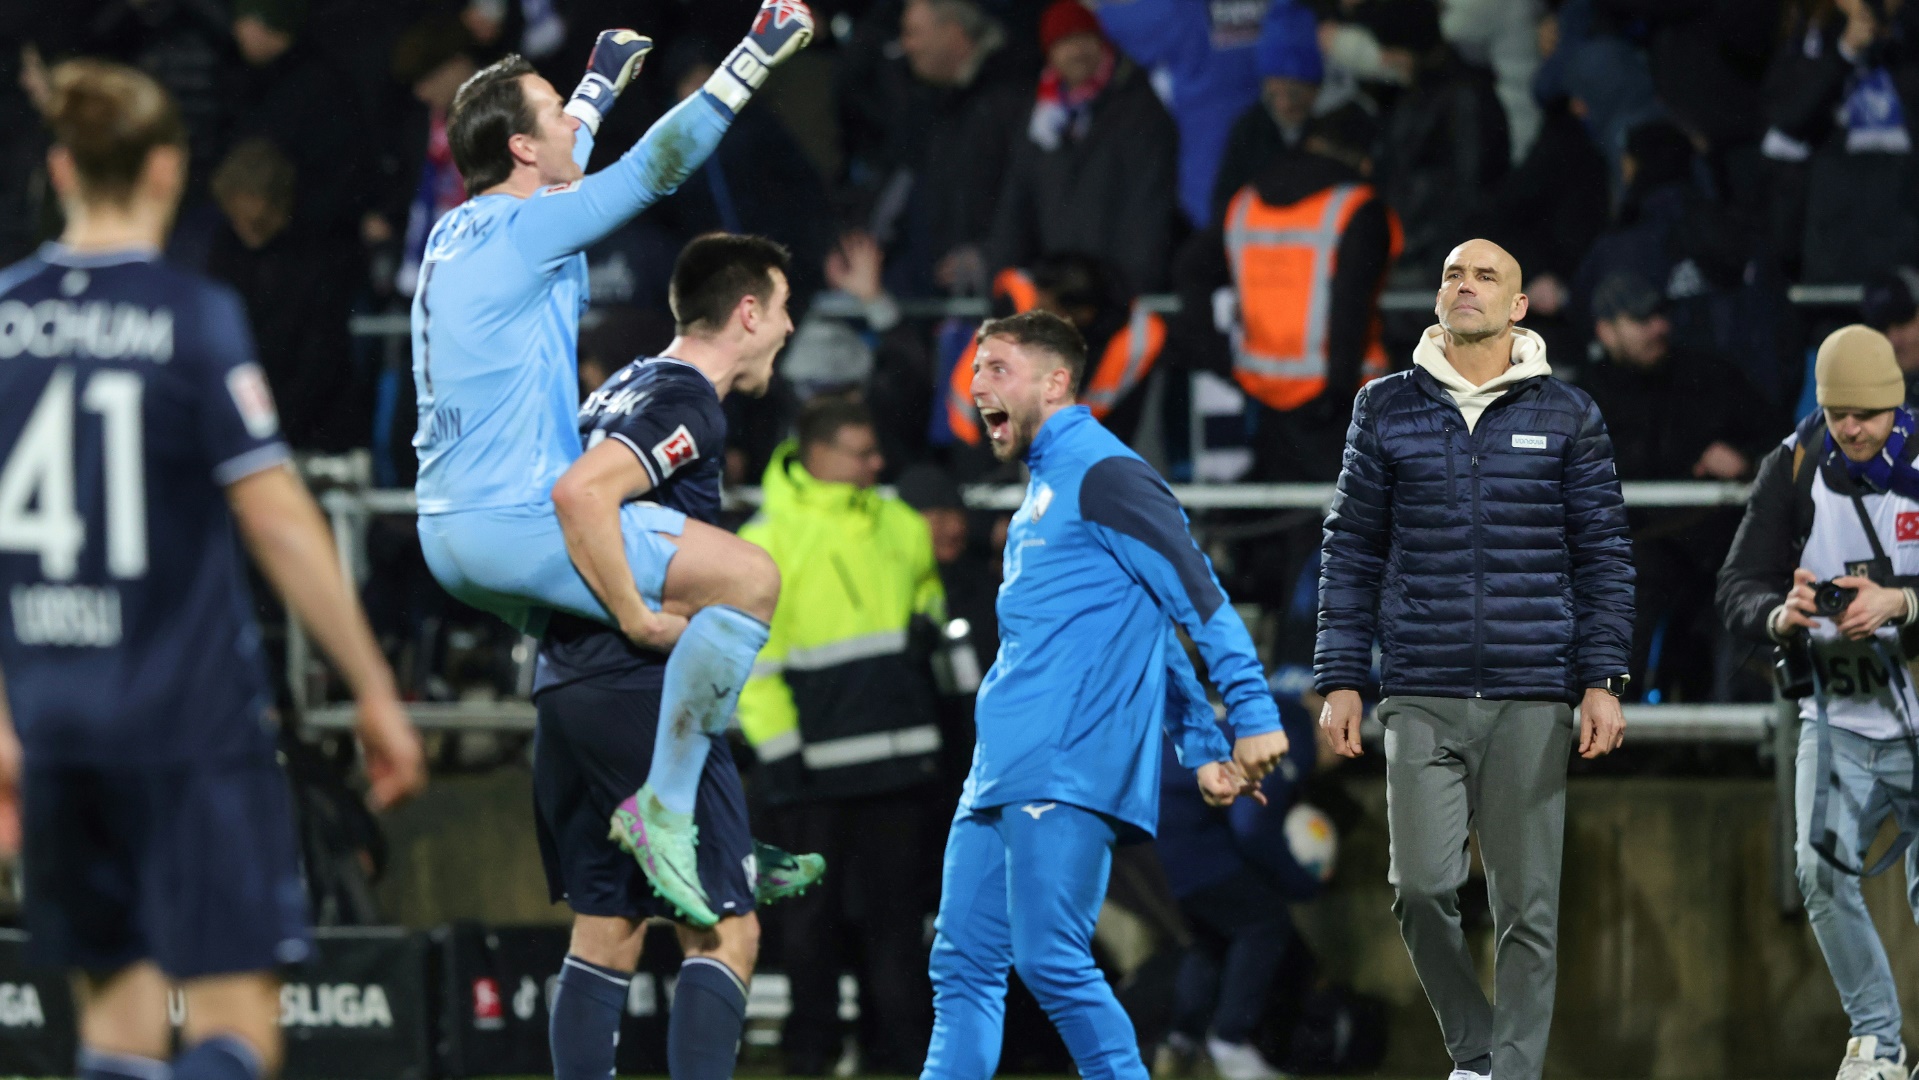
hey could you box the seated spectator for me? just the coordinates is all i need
[1763,0,1919,283]
[1363,0,1511,282]
[988,1,1178,292]
[839,0,1030,297]
[206,139,369,452]
[1092,0,1270,228]
[1578,272,1779,700]
[1862,268,1919,402]
[1210,0,1332,224]
[1172,109,1400,484]
[1155,692,1329,1080]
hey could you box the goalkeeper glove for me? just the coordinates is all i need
[703,0,816,117]
[564,29,653,136]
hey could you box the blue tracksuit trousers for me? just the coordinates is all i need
[921,801,1148,1080]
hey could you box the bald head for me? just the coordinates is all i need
[1436,238,1528,343]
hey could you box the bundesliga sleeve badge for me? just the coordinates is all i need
[652,425,700,478]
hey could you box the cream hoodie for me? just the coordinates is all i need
[1411,324,1553,432]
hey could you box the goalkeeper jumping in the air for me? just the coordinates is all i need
[408,1,813,914]
[922,310,1290,1080]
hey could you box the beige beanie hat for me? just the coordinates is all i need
[1816,324,1906,410]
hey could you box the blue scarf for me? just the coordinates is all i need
[1825,405,1919,500]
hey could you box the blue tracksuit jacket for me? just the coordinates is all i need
[961,406,1281,836]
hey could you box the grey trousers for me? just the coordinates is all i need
[1793,720,1919,1050]
[1382,695,1575,1080]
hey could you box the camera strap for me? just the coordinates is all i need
[1850,492,1893,568]
[1808,625,1919,879]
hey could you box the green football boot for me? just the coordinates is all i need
[609,784,718,928]
[752,840,826,907]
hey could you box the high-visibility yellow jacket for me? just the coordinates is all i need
[736,441,947,804]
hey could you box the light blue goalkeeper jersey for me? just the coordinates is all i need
[411,92,732,514]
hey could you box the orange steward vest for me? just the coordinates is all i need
[1224,182,1402,412]
[945,270,1166,444]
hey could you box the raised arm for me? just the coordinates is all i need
[1079,455,1286,777]
[514,2,816,267]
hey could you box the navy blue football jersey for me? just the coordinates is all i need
[534,357,728,694]
[0,245,289,765]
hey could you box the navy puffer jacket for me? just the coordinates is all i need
[1314,367,1635,704]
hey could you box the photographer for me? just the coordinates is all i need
[1718,325,1919,1080]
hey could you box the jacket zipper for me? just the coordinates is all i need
[1471,445,1483,698]
[1444,424,1458,508]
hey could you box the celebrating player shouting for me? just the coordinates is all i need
[922,311,1289,1080]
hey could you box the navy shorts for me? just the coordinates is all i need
[533,678,757,921]
[22,753,312,979]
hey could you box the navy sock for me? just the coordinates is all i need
[669,957,747,1080]
[550,955,632,1080]
[1456,1052,1493,1074]
[171,1036,261,1080]
[80,1046,171,1080]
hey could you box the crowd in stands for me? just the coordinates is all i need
[13,0,1919,704]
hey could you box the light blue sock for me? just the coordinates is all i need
[645,605,769,814]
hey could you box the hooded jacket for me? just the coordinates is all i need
[1314,327,1636,702]
[736,442,947,804]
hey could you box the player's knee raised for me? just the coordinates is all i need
[731,544,779,621]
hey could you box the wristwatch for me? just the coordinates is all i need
[1590,675,1631,698]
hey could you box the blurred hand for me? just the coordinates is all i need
[934,245,986,292]
[0,714,19,856]
[1578,687,1625,758]
[19,44,50,114]
[826,231,885,302]
[1692,440,1750,480]
[1528,273,1567,317]
[1320,688,1365,758]
[357,697,426,811]
[1233,728,1290,782]
[1835,576,1909,639]
[1775,567,1821,636]
[361,213,394,246]
[1838,0,1880,53]
[1197,760,1265,808]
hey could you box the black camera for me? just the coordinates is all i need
[1775,637,1817,699]
[1812,579,1859,617]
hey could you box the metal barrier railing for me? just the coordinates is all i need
[346,284,1868,339]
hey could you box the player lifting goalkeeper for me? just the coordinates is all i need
[409,1,816,923]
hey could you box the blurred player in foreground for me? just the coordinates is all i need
[0,61,424,1080]
[533,235,822,1080]
[921,311,1289,1080]
[409,0,813,909]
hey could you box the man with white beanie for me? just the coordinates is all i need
[1720,325,1919,1080]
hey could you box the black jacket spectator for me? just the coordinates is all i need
[989,59,1177,292]
[1374,48,1510,280]
[231,40,377,239]
[1484,99,1609,289]
[1593,0,1778,155]
[1763,3,1919,283]
[839,2,1031,296]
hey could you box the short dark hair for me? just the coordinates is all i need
[669,233,793,334]
[46,60,185,204]
[448,54,537,197]
[976,310,1087,394]
[797,396,874,456]
[210,137,295,213]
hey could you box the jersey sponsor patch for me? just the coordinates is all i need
[652,424,700,477]
[1511,434,1548,449]
[1900,511,1919,542]
[540,180,582,196]
[1031,482,1055,521]
[226,363,280,438]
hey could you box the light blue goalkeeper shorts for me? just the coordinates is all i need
[417,500,685,636]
